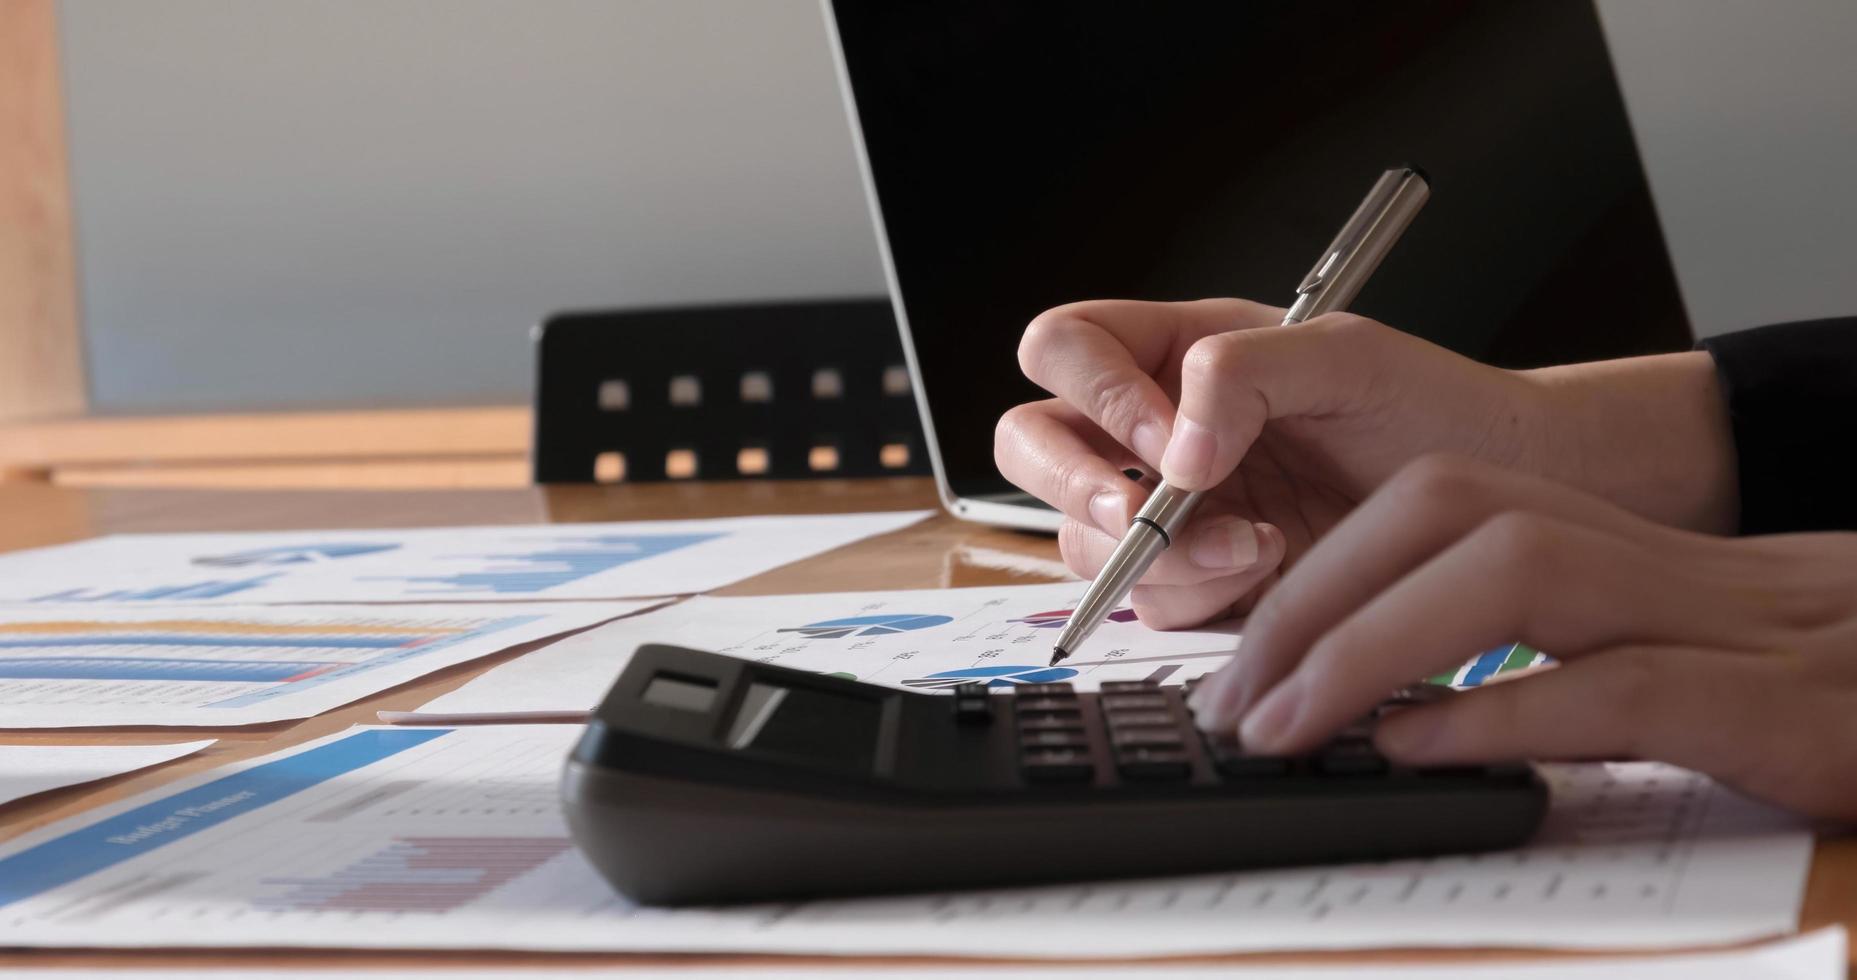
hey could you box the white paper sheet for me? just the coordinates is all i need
[390,583,1239,722]
[0,725,1811,956]
[5,928,1845,977]
[0,604,639,727]
[0,511,929,605]
[0,740,214,807]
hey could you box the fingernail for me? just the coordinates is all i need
[1378,710,1447,761]
[1188,518,1259,571]
[1160,417,1217,488]
[1240,677,1305,751]
[1089,492,1125,534]
[1132,421,1169,469]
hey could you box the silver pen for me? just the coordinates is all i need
[1050,166,1430,667]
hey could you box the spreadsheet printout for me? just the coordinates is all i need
[0,725,1811,955]
[3,927,1846,977]
[0,604,638,727]
[0,511,929,604]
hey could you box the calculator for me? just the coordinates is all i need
[562,644,1548,905]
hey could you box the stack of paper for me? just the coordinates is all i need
[0,741,214,808]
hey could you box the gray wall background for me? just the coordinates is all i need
[58,0,1857,414]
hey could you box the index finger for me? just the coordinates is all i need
[1017,299,1284,471]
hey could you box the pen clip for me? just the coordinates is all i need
[1297,250,1343,295]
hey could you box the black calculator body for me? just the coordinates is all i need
[563,644,1548,906]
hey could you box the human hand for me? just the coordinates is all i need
[996,300,1550,628]
[1189,454,1857,820]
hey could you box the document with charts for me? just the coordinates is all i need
[393,583,1242,721]
[1,930,1847,978]
[0,725,1810,955]
[394,582,1551,724]
[0,604,639,727]
[0,740,214,807]
[0,512,928,605]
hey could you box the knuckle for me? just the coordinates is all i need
[1017,312,1087,379]
[1088,376,1152,438]
[1056,520,1103,574]
[1600,651,1669,753]
[1307,311,1381,342]
[1389,454,1487,504]
[991,404,1048,482]
[1044,452,1099,506]
[1181,332,1244,383]
[1473,510,1560,567]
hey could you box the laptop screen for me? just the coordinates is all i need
[829,1,1689,505]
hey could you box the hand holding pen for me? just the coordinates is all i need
[1047,168,1431,664]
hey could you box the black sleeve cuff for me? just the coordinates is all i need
[1698,317,1857,534]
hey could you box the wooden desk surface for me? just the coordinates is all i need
[0,479,1850,973]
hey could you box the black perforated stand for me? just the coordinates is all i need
[532,299,929,483]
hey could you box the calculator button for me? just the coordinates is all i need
[1016,697,1080,712]
[1021,749,1094,782]
[1315,739,1389,775]
[954,683,990,699]
[1017,711,1084,730]
[953,694,993,724]
[1100,693,1169,711]
[1103,710,1175,729]
[1204,735,1291,778]
[1019,730,1089,750]
[1114,747,1192,780]
[1109,725,1185,748]
[1015,683,1076,698]
[1100,681,1159,693]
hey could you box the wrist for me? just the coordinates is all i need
[1517,352,1738,533]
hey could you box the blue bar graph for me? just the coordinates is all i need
[33,574,280,603]
[380,533,720,595]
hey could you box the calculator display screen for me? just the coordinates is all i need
[641,674,719,713]
[726,682,881,775]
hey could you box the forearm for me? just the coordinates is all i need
[1520,351,1738,534]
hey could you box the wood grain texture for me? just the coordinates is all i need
[51,453,531,489]
[0,479,1847,974]
[0,0,87,421]
[0,405,531,468]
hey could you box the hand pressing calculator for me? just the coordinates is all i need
[563,644,1547,905]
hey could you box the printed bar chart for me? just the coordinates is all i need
[0,657,342,683]
[379,534,722,595]
[0,605,613,727]
[258,836,574,913]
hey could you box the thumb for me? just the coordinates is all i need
[1159,313,1390,491]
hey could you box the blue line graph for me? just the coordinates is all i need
[376,533,722,595]
[902,664,1080,689]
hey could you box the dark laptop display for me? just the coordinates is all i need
[828,1,1689,513]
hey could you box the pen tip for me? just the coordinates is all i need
[1048,647,1067,667]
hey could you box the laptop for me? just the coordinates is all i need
[825,2,1689,531]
